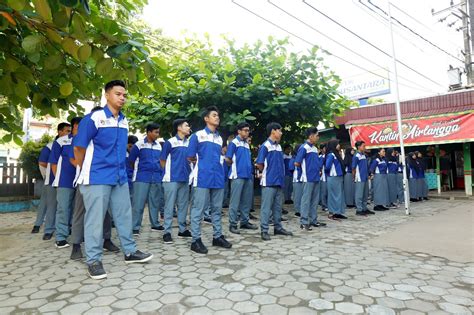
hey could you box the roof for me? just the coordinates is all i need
[335,89,474,126]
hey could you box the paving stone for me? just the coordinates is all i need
[203,288,228,299]
[159,293,184,304]
[84,306,113,314]
[111,298,139,309]
[405,299,438,312]
[279,296,301,306]
[321,292,344,302]
[386,290,415,300]
[394,284,421,293]
[360,288,385,298]
[367,305,396,315]
[438,302,471,314]
[260,304,289,315]
[233,300,259,313]
[207,298,234,310]
[183,296,209,307]
[442,294,474,306]
[309,298,334,310]
[59,302,91,314]
[38,301,68,312]
[294,289,319,300]
[18,298,48,309]
[352,294,374,305]
[335,302,364,314]
[289,306,317,315]
[253,294,278,305]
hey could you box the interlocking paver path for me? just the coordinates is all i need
[0,199,473,314]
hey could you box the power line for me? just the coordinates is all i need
[230,0,437,94]
[268,0,439,92]
[366,0,464,63]
[301,0,445,88]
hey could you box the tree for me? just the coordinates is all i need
[0,0,172,144]
[125,36,353,144]
[18,132,52,179]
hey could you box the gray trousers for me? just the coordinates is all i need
[34,184,48,227]
[354,181,368,212]
[71,188,112,245]
[43,185,57,234]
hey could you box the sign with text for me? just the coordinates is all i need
[338,70,391,100]
[349,112,474,148]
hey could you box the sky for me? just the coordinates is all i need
[142,0,465,103]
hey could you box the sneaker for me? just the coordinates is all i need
[282,209,289,215]
[364,210,376,215]
[151,226,164,231]
[334,214,348,219]
[274,228,293,236]
[178,230,192,238]
[261,232,271,241]
[229,226,240,234]
[42,233,53,240]
[249,213,258,220]
[88,261,107,280]
[328,214,340,221]
[31,226,40,234]
[311,222,327,227]
[269,219,274,226]
[191,238,208,254]
[373,205,387,211]
[125,250,153,264]
[294,212,301,217]
[212,235,232,248]
[356,211,367,216]
[70,244,83,260]
[103,239,120,252]
[300,224,312,231]
[132,230,140,236]
[240,222,258,230]
[203,217,212,224]
[163,233,173,244]
[55,240,70,249]
[250,208,255,213]
[281,217,288,222]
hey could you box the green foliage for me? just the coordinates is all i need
[18,133,52,179]
[125,36,353,144]
[0,0,171,140]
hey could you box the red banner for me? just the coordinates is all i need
[349,112,474,148]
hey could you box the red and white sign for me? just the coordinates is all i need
[349,112,474,148]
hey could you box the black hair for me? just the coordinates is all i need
[90,106,103,113]
[128,135,138,145]
[320,143,326,150]
[355,141,365,149]
[305,127,318,138]
[327,139,345,174]
[146,123,160,133]
[104,80,126,92]
[283,144,292,151]
[375,147,386,160]
[173,118,188,134]
[266,122,282,136]
[57,122,71,132]
[202,106,219,120]
[386,148,397,162]
[343,147,354,168]
[70,117,82,127]
[236,122,250,131]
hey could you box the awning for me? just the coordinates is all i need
[348,111,474,148]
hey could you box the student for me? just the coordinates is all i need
[160,119,193,244]
[343,147,355,208]
[256,122,293,241]
[41,123,71,240]
[187,106,232,254]
[290,144,302,217]
[417,151,429,201]
[352,141,374,216]
[407,152,420,202]
[283,144,294,205]
[74,80,152,280]
[369,148,390,211]
[225,122,258,234]
[386,148,399,207]
[395,150,405,204]
[325,139,346,220]
[129,123,164,235]
[319,144,328,212]
[127,135,139,201]
[49,117,83,249]
[294,127,326,230]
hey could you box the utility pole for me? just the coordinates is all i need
[433,1,473,86]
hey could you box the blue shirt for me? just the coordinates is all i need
[387,160,399,174]
[352,152,368,182]
[408,163,419,179]
[49,134,76,188]
[325,153,344,177]
[226,136,252,179]
[75,105,128,186]
[161,135,191,183]
[320,154,327,182]
[256,139,285,187]
[370,157,388,174]
[284,154,293,177]
[126,152,133,187]
[41,142,55,185]
[187,127,224,189]
[295,142,321,182]
[129,137,163,183]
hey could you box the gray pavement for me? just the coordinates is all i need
[0,199,473,314]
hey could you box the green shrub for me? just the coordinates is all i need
[18,134,53,180]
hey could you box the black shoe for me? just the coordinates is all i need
[203,217,212,224]
[300,224,312,231]
[294,212,301,217]
[381,206,389,210]
[250,208,255,212]
[163,233,173,244]
[410,198,419,202]
[346,205,356,208]
[222,204,229,209]
[356,211,367,216]
[88,261,107,280]
[328,214,340,221]
[240,222,258,230]
[282,209,289,215]
[281,217,288,222]
[178,230,192,237]
[70,244,83,260]
[311,222,327,227]
[334,214,348,219]
[151,226,164,231]
[31,226,40,234]
[173,212,178,218]
[229,226,240,234]
[274,228,293,236]
[212,235,232,248]
[191,238,208,254]
[373,205,387,211]
[42,233,53,240]
[364,210,376,215]
[284,200,292,205]
[55,240,70,249]
[103,239,120,252]
[261,232,271,241]
[322,207,328,212]
[125,250,153,264]
[249,213,258,220]
[132,230,140,236]
[423,197,429,200]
